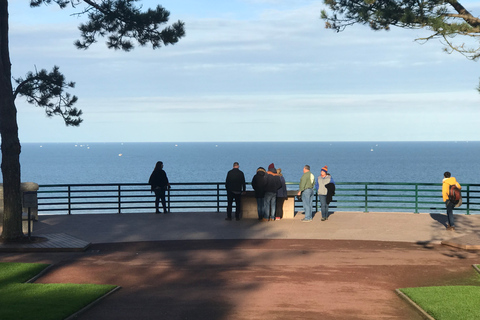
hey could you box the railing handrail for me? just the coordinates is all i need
[36,181,480,215]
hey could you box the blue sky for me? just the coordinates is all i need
[9,0,480,142]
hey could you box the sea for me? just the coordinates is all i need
[6,141,480,186]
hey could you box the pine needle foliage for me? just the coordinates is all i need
[321,0,480,60]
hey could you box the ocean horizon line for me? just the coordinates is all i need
[7,141,480,186]
[21,140,479,144]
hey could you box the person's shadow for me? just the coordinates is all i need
[429,213,448,228]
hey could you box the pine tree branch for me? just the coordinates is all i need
[444,0,480,28]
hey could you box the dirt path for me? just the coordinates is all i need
[2,239,480,320]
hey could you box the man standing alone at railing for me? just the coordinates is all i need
[298,165,315,222]
[225,162,246,221]
[442,171,462,231]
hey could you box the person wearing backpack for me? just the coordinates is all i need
[442,172,462,231]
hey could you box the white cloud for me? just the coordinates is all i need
[9,0,480,143]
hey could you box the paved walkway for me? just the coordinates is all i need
[1,211,480,320]
[3,211,480,251]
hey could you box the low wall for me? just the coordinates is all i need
[241,190,297,219]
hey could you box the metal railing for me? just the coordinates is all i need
[37,182,226,214]
[332,182,480,214]
[36,182,480,215]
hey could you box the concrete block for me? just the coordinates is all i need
[241,190,296,219]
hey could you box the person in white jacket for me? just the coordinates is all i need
[316,165,331,221]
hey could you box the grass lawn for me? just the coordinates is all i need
[400,286,480,320]
[0,262,117,320]
[400,267,480,320]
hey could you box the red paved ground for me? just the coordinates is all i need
[2,239,480,320]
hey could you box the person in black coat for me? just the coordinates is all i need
[275,168,288,220]
[225,162,246,221]
[263,163,282,221]
[148,161,170,213]
[252,167,267,220]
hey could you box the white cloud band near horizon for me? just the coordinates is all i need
[8,0,480,143]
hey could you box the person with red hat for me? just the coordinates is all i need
[315,165,333,221]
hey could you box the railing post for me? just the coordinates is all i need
[466,185,470,215]
[68,185,72,215]
[414,184,419,214]
[364,184,368,213]
[118,185,121,214]
[217,183,220,213]
[167,187,171,213]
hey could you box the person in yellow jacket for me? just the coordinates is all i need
[442,172,461,231]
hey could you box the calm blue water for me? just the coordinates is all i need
[9,141,480,185]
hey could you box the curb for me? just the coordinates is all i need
[441,240,480,251]
[395,289,435,320]
[26,262,122,320]
[64,286,122,320]
[0,233,91,253]
[441,233,480,251]
[26,264,54,283]
[396,264,480,320]
[473,264,480,274]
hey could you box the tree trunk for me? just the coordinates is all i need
[0,0,23,240]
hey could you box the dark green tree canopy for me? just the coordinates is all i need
[13,66,82,126]
[321,0,480,60]
[30,0,185,51]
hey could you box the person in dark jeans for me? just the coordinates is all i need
[275,168,287,220]
[442,171,461,231]
[315,165,332,221]
[263,163,282,221]
[225,162,246,221]
[252,167,267,220]
[148,161,170,213]
[298,165,315,222]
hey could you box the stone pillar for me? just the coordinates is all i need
[0,182,40,225]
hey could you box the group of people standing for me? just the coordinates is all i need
[148,161,461,232]
[225,162,335,222]
[225,162,287,221]
[250,163,287,221]
[298,164,335,222]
